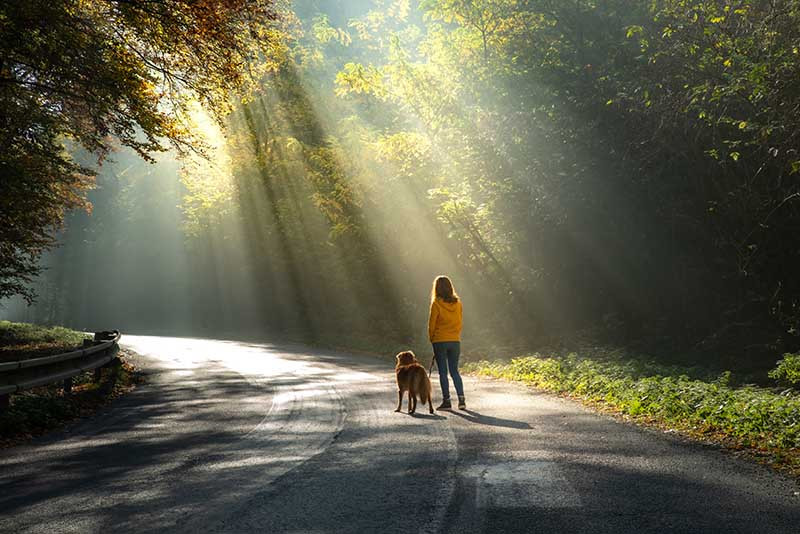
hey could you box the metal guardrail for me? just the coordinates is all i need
[0,330,122,409]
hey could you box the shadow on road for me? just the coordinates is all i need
[448,408,532,429]
[5,338,800,534]
[408,411,447,421]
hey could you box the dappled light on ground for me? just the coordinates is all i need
[4,337,799,533]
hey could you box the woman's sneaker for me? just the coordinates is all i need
[437,399,452,410]
[458,396,466,410]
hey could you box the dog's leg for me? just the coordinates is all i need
[395,389,403,412]
[410,392,417,414]
[428,390,434,414]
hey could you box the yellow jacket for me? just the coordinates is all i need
[428,298,463,343]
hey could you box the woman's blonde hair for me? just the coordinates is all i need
[431,275,459,303]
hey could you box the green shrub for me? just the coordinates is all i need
[769,353,800,386]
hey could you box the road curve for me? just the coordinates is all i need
[0,335,798,533]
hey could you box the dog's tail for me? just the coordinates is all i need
[419,372,432,406]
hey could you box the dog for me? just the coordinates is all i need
[394,350,434,414]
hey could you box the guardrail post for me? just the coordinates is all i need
[110,357,122,385]
[0,394,9,411]
[93,367,103,383]
[63,377,72,396]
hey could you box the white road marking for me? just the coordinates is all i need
[467,460,582,510]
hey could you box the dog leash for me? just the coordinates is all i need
[428,357,436,377]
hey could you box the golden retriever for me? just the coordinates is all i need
[395,351,434,414]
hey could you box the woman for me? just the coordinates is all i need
[428,275,465,410]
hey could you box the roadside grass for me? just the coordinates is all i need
[463,352,800,474]
[0,320,90,362]
[0,348,142,447]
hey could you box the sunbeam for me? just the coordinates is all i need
[5,0,799,369]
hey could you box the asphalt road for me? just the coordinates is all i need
[1,335,798,533]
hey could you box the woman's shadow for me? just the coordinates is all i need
[409,411,447,420]
[448,409,532,429]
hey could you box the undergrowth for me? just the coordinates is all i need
[0,350,141,447]
[769,353,800,386]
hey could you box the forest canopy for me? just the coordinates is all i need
[0,0,277,301]
[5,0,800,369]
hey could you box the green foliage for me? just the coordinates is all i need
[467,353,800,452]
[318,0,800,348]
[769,353,800,386]
[335,63,386,98]
[313,15,352,46]
[0,0,279,302]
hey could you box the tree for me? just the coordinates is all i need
[0,0,279,301]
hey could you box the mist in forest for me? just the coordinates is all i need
[5,0,800,368]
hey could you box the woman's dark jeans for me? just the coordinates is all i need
[433,341,464,400]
